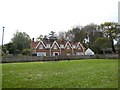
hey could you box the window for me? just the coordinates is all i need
[60,44,64,48]
[53,52,59,56]
[39,44,43,49]
[67,45,70,49]
[54,45,57,49]
[76,52,84,55]
[37,52,46,56]
[67,53,71,56]
[72,45,76,49]
[46,44,50,48]
[78,45,81,49]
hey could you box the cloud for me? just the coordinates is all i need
[0,0,119,44]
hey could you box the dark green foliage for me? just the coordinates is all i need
[65,22,120,54]
[32,53,37,56]
[82,24,99,43]
[100,22,120,53]
[2,31,31,55]
[66,26,88,43]
[3,42,16,54]
[93,37,111,54]
[37,34,43,41]
[22,48,31,55]
[65,24,104,53]
[49,31,58,41]
[11,31,31,54]
[2,45,7,54]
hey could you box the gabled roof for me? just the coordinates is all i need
[64,41,72,49]
[31,40,85,51]
[85,48,94,55]
[76,42,85,50]
[35,40,46,49]
[50,41,60,49]
[31,41,39,49]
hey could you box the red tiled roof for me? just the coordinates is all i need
[31,41,39,48]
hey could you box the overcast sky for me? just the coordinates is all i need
[0,0,119,44]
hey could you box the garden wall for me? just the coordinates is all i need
[2,54,118,63]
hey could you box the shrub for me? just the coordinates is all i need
[15,49,20,55]
[32,53,37,56]
[22,48,31,55]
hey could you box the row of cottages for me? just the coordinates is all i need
[31,39,85,56]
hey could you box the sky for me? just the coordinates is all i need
[0,0,119,45]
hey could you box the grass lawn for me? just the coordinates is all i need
[2,59,118,88]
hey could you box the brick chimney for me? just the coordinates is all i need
[32,38,34,42]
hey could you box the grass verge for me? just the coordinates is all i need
[2,59,118,88]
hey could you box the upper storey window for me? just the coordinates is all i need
[54,44,57,49]
[72,45,76,49]
[78,45,81,49]
[39,44,43,49]
[67,45,70,49]
[46,44,50,48]
[60,44,64,48]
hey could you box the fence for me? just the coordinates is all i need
[1,54,118,63]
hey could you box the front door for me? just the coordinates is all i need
[53,52,59,56]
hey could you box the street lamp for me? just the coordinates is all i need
[2,27,5,49]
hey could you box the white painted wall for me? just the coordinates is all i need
[85,48,94,55]
[37,52,46,56]
[53,52,59,56]
[76,52,84,55]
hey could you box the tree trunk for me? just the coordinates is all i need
[110,37,116,53]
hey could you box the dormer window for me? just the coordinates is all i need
[39,44,43,49]
[60,44,64,48]
[78,45,81,49]
[54,44,57,49]
[46,44,50,48]
[67,45,70,49]
[72,45,76,49]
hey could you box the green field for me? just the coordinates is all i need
[2,59,118,88]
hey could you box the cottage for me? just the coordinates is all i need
[31,39,85,56]
[85,48,94,55]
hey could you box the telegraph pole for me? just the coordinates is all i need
[118,1,120,24]
[2,27,5,49]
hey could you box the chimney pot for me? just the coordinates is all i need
[32,38,34,42]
